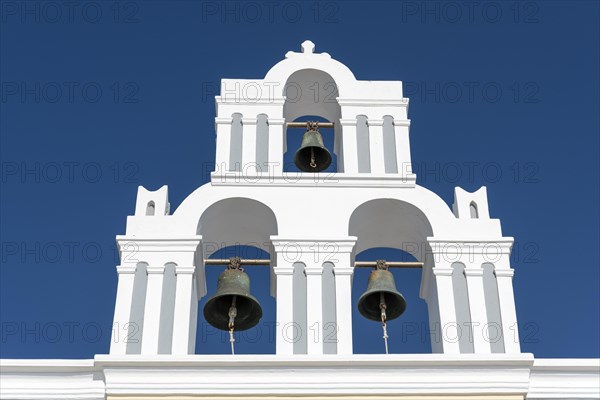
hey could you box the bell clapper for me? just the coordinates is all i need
[310,147,317,169]
[228,295,237,355]
[380,292,389,355]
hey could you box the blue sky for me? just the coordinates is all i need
[1,1,598,359]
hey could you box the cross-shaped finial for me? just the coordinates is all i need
[301,40,315,53]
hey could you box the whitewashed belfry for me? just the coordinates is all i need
[109,40,520,356]
[2,40,598,400]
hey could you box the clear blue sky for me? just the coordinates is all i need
[1,0,598,359]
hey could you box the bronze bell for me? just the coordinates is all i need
[358,267,407,322]
[203,266,262,331]
[294,123,332,172]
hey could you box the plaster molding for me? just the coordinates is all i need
[494,269,516,278]
[215,117,233,125]
[174,265,195,275]
[115,265,137,274]
[216,97,286,106]
[337,98,409,107]
[393,119,411,127]
[2,356,598,398]
[210,173,417,187]
[241,118,258,125]
[271,236,357,254]
[116,236,202,253]
[427,238,514,256]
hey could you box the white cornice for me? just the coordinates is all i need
[528,359,600,399]
[270,236,357,253]
[427,238,514,255]
[116,236,202,253]
[96,354,533,396]
[337,98,409,107]
[216,96,286,105]
[2,356,599,398]
[210,172,417,188]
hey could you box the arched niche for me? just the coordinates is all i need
[197,245,275,355]
[197,197,278,258]
[348,199,435,354]
[349,198,434,260]
[283,69,342,162]
[351,247,430,354]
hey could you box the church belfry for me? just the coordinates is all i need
[110,41,520,356]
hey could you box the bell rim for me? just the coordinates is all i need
[293,147,333,172]
[202,293,263,331]
[357,290,407,322]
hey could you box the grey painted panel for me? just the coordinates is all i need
[452,263,474,354]
[356,115,371,173]
[322,262,337,354]
[229,113,243,171]
[427,274,443,354]
[483,263,505,353]
[127,263,148,354]
[256,114,269,172]
[158,263,176,354]
[383,116,398,173]
[293,262,307,354]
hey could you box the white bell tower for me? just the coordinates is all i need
[110,40,520,356]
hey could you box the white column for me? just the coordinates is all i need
[464,268,492,353]
[268,118,285,176]
[241,117,258,174]
[333,262,354,355]
[215,117,232,172]
[110,264,137,355]
[340,119,358,174]
[367,119,385,174]
[171,265,195,355]
[141,264,165,354]
[495,269,521,353]
[273,256,294,355]
[432,266,461,354]
[393,120,412,176]
[305,262,324,355]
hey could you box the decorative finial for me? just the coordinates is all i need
[301,40,315,54]
[285,40,329,59]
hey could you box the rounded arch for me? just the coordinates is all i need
[264,48,357,98]
[283,68,342,164]
[197,197,278,258]
[283,69,341,123]
[348,198,434,261]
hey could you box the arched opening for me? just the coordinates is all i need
[195,198,278,354]
[349,199,434,354]
[470,202,479,219]
[284,115,337,173]
[352,248,429,354]
[282,69,341,173]
[196,245,275,355]
[145,201,155,216]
